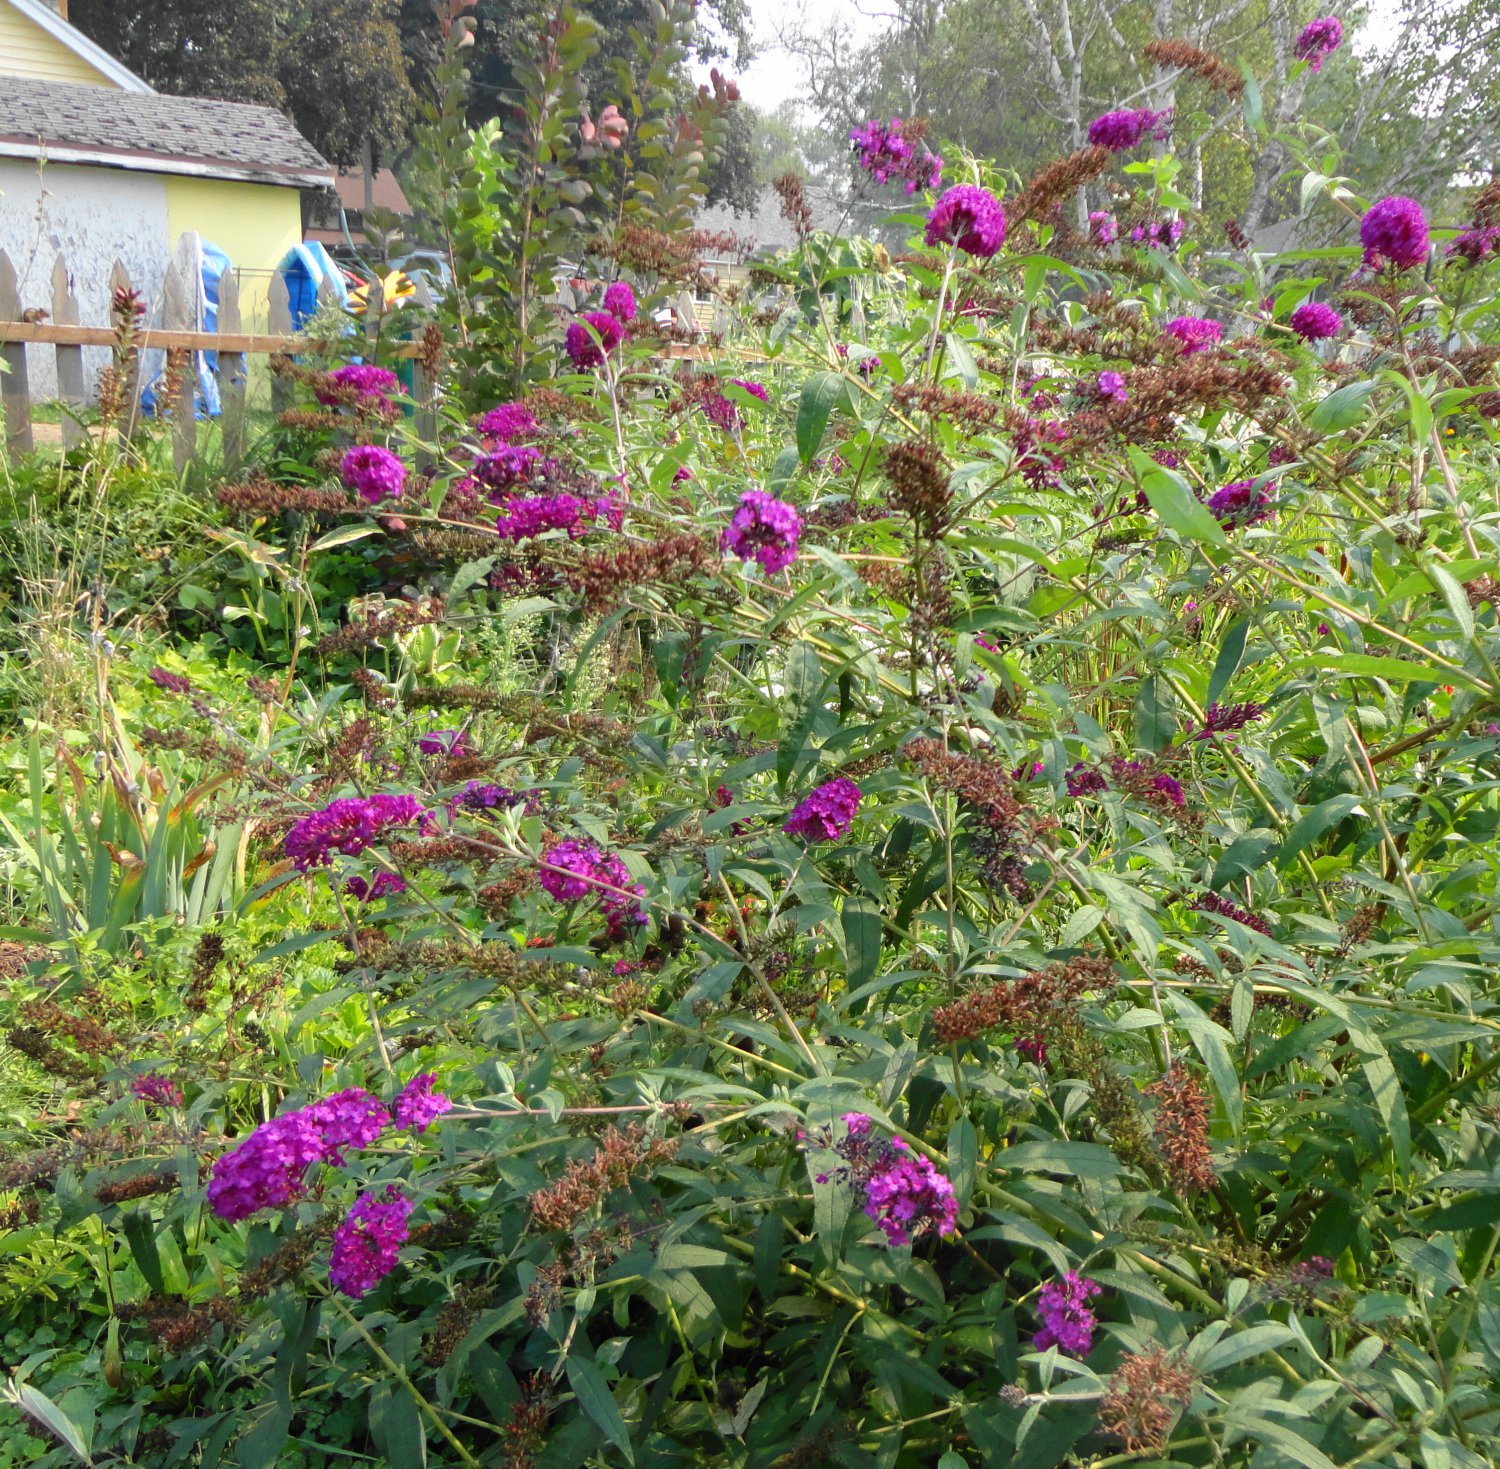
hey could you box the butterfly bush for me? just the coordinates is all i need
[284,794,432,870]
[1289,301,1342,340]
[26,30,1500,1467]
[565,310,625,370]
[783,778,861,842]
[1294,15,1343,71]
[1361,195,1430,270]
[340,445,406,504]
[1033,1272,1104,1355]
[722,490,802,573]
[925,184,1007,257]
[316,364,399,406]
[328,1188,413,1298]
[1088,108,1172,151]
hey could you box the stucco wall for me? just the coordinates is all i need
[0,161,307,402]
[0,2,119,86]
[0,156,169,398]
[164,177,303,335]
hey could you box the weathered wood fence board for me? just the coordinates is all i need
[0,237,437,469]
[0,252,32,456]
[51,255,86,450]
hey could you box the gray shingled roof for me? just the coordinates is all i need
[696,186,848,255]
[0,75,333,189]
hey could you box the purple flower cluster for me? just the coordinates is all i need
[1089,211,1119,245]
[133,1074,184,1109]
[1289,301,1342,340]
[925,185,1007,258]
[1206,478,1275,530]
[329,1187,413,1298]
[1065,764,1108,797]
[284,794,432,871]
[1096,370,1129,403]
[539,839,647,935]
[1129,216,1186,251]
[417,728,467,756]
[818,1114,958,1247]
[849,117,944,194]
[316,364,399,406]
[1034,1271,1103,1355]
[1448,225,1500,264]
[206,1087,388,1221]
[342,872,407,902]
[1294,15,1343,71]
[1187,701,1265,741]
[207,1110,327,1221]
[1088,108,1172,152]
[861,1143,959,1245]
[392,1072,453,1133]
[565,310,625,370]
[1164,316,1223,354]
[783,777,861,843]
[722,490,802,575]
[602,280,637,323]
[490,488,618,543]
[452,781,530,815]
[341,444,406,504]
[309,1087,393,1164]
[475,401,539,444]
[475,444,548,492]
[1360,196,1429,271]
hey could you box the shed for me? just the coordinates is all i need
[0,0,333,397]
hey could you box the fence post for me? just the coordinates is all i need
[217,268,247,471]
[364,276,384,352]
[51,254,87,450]
[162,242,197,474]
[109,260,142,444]
[269,270,293,416]
[411,275,438,470]
[0,251,34,457]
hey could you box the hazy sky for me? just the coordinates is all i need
[706,0,1404,114]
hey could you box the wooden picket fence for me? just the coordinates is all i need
[0,236,436,473]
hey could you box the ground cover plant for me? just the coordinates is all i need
[3,12,1500,1469]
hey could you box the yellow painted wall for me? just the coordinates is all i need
[163,177,303,334]
[0,2,119,86]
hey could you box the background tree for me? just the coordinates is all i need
[69,0,415,169]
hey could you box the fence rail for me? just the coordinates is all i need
[0,236,436,473]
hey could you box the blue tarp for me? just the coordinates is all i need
[279,241,348,330]
[141,236,230,419]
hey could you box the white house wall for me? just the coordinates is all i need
[0,157,170,399]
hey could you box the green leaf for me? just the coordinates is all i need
[566,1355,635,1465]
[449,555,498,601]
[796,371,844,465]
[947,1117,978,1206]
[768,444,801,496]
[1131,449,1227,547]
[1276,794,1363,869]
[842,897,881,992]
[2,1383,92,1465]
[1196,1322,1296,1373]
[121,1210,165,1296]
[307,523,381,553]
[944,331,978,388]
[1207,618,1249,705]
[998,1141,1124,1179]
[1211,830,1278,889]
[1132,673,1176,753]
[369,1381,426,1467]
[1425,1194,1500,1233]
[1306,380,1377,433]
